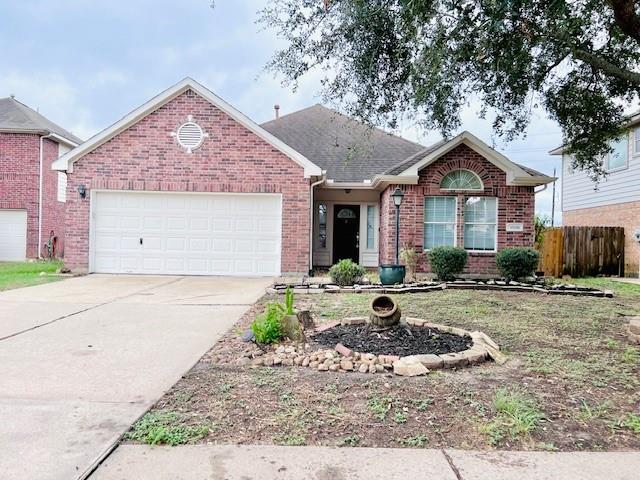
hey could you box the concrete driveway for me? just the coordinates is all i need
[0,274,271,480]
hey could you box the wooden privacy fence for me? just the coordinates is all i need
[538,226,625,278]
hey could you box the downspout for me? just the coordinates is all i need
[309,172,327,276]
[38,132,54,258]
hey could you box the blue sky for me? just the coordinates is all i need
[0,0,562,219]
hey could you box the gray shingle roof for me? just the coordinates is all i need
[261,104,426,182]
[0,97,82,145]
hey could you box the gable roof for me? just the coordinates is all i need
[261,104,425,182]
[52,78,323,177]
[380,131,554,187]
[0,97,82,145]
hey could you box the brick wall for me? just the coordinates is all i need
[564,202,640,276]
[64,90,310,273]
[0,132,64,258]
[379,144,535,275]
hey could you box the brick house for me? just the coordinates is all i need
[0,97,82,261]
[53,78,553,276]
[551,113,640,276]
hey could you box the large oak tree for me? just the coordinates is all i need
[259,0,640,179]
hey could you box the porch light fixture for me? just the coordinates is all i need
[391,187,404,263]
[77,184,86,199]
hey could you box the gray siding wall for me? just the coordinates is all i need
[562,129,640,211]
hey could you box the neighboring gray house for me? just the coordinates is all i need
[551,113,640,276]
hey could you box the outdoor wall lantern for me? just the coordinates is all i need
[77,184,87,198]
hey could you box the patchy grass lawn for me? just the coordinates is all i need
[0,261,65,291]
[130,277,640,451]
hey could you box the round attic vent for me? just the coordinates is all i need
[176,121,205,152]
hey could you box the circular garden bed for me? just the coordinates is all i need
[250,316,502,377]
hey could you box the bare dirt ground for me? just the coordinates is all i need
[128,278,640,451]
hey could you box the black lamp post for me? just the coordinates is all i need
[391,186,404,264]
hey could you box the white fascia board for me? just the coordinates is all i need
[396,131,534,185]
[52,77,322,177]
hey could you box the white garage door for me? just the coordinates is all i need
[0,210,27,261]
[91,191,282,276]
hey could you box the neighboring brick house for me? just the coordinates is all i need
[552,114,640,277]
[53,77,553,276]
[0,97,81,261]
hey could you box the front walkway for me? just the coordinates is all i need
[91,444,640,479]
[0,274,271,480]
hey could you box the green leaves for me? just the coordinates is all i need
[260,0,640,179]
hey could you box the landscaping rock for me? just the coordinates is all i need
[378,354,400,364]
[393,359,429,377]
[240,329,255,342]
[236,357,251,366]
[340,359,354,371]
[309,361,319,369]
[301,357,310,367]
[335,343,353,357]
[405,354,444,370]
[329,364,340,371]
[464,348,488,364]
[318,363,329,371]
[440,352,469,369]
[368,364,377,374]
[629,317,640,335]
[341,317,367,325]
[375,364,385,373]
[471,331,500,351]
[358,363,369,373]
[251,357,264,366]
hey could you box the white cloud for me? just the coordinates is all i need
[0,70,100,140]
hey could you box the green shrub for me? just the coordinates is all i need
[427,246,467,281]
[251,302,284,344]
[329,259,365,286]
[496,247,540,281]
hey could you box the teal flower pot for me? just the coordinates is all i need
[378,264,406,285]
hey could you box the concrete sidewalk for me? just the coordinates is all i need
[91,444,640,480]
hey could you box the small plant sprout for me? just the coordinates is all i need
[284,286,295,315]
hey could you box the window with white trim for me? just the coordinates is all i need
[423,196,456,249]
[463,197,497,251]
[366,205,376,249]
[606,135,628,171]
[57,172,67,203]
[440,170,483,190]
[634,128,640,156]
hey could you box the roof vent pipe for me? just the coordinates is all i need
[274,104,280,119]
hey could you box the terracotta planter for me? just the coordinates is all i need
[369,295,401,327]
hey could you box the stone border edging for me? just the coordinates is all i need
[267,280,613,298]
[254,317,504,377]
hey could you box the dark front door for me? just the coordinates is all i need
[333,205,360,264]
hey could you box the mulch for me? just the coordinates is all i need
[310,323,472,357]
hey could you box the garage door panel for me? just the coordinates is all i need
[0,210,27,261]
[91,192,281,276]
[120,216,141,229]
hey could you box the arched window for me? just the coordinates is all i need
[440,170,483,190]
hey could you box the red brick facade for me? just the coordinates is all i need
[0,132,65,258]
[64,90,311,273]
[564,202,640,276]
[379,144,535,275]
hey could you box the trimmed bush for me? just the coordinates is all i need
[427,246,468,281]
[496,247,540,281]
[329,259,365,286]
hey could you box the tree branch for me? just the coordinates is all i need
[571,46,640,85]
[608,0,640,43]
